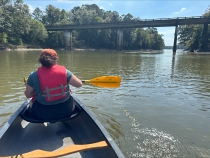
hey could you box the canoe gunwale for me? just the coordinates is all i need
[0,98,31,139]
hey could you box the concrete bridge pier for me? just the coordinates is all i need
[64,30,72,50]
[117,29,123,51]
[200,23,208,51]
[173,25,178,55]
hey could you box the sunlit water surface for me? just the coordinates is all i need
[0,49,210,157]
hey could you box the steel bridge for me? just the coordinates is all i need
[45,16,210,54]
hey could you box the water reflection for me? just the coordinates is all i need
[171,55,176,79]
[175,52,210,112]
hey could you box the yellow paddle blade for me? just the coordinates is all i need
[24,77,28,84]
[83,76,121,83]
[4,141,108,158]
[90,82,121,88]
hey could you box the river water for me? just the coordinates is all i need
[0,49,210,157]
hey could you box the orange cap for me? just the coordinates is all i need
[40,49,58,59]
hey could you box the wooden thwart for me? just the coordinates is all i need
[4,141,108,158]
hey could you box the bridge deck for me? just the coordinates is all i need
[46,16,210,31]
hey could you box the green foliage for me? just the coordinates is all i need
[0,2,165,50]
[178,24,209,51]
[178,6,210,51]
[0,0,11,6]
[95,16,103,23]
[203,5,210,17]
[0,6,3,31]
[24,20,48,45]
[8,36,22,45]
[45,31,64,48]
[17,38,23,45]
[0,32,8,43]
[122,13,134,22]
[0,0,31,46]
[32,7,43,21]
[42,5,62,25]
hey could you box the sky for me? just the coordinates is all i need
[25,0,210,46]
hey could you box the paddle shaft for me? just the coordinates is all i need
[24,76,121,88]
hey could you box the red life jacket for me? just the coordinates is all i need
[37,65,68,102]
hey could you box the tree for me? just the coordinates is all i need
[0,5,3,31]
[104,11,120,22]
[122,13,133,22]
[32,7,43,21]
[0,0,11,6]
[203,5,210,17]
[0,32,8,43]
[0,2,165,50]
[45,31,64,48]
[9,0,31,44]
[178,25,206,51]
[178,25,195,46]
[178,6,210,51]
[0,0,13,33]
[123,28,135,49]
[0,0,31,44]
[42,5,61,25]
[24,20,48,45]
[134,28,145,48]
[72,7,97,24]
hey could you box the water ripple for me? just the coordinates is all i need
[1,50,210,158]
[121,108,180,157]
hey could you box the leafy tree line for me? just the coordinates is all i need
[178,6,210,52]
[0,0,165,50]
[0,0,47,47]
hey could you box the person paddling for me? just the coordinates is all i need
[24,49,82,120]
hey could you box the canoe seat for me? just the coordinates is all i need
[19,103,82,123]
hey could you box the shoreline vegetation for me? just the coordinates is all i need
[0,43,158,51]
[0,44,42,51]
[1,44,209,53]
[0,42,208,55]
[0,43,163,52]
[0,2,209,52]
[0,2,165,51]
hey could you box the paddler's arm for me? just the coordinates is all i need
[25,84,35,98]
[69,74,82,88]
[24,71,36,98]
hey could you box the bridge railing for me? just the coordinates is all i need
[140,16,210,21]
[46,16,210,27]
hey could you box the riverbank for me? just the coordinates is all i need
[3,48,43,51]
[0,44,43,51]
[184,48,210,53]
[1,47,99,51]
[1,44,209,53]
[0,44,105,51]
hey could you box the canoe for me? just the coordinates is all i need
[0,96,125,158]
